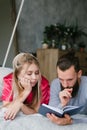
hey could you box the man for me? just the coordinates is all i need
[47,50,87,125]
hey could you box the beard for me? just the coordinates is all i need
[61,80,79,98]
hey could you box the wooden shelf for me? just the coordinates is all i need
[37,49,87,83]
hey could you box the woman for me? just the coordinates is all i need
[2,53,50,120]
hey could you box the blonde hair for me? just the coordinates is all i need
[12,52,41,108]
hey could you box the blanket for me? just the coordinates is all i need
[0,108,87,130]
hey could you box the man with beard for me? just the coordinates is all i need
[47,50,87,125]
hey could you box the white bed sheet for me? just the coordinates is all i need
[0,108,87,130]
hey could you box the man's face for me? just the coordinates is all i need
[57,66,82,97]
[61,79,79,97]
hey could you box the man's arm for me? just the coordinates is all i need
[47,113,72,125]
[49,79,61,107]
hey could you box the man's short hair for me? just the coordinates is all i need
[56,50,80,72]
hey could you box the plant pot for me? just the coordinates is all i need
[42,43,48,49]
[61,44,67,50]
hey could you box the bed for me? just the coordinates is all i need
[0,67,87,130]
[1,0,87,128]
[0,111,87,130]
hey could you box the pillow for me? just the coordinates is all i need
[0,67,13,101]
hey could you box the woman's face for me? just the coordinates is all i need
[18,63,40,87]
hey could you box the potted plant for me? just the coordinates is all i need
[42,38,49,49]
[42,21,87,50]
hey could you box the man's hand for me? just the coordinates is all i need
[47,113,72,125]
[59,88,73,107]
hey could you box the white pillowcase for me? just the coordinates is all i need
[0,67,13,100]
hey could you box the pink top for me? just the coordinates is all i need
[2,73,50,104]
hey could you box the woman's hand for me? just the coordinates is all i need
[4,100,23,120]
[46,113,72,125]
[19,76,32,92]
[59,88,73,107]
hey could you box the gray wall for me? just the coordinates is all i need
[15,0,87,53]
[0,0,15,67]
[0,0,87,68]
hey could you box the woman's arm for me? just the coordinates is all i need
[4,98,40,120]
[3,89,31,120]
[3,99,23,120]
[21,102,40,115]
